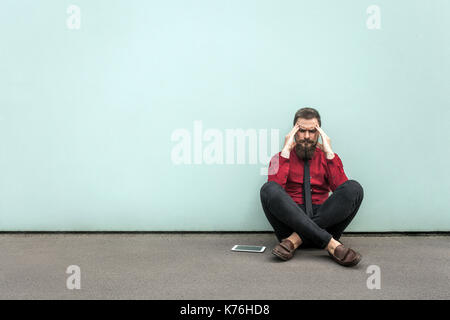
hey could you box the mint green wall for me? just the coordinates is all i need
[1,1,449,231]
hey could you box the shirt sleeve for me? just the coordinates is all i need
[325,153,348,192]
[267,152,290,189]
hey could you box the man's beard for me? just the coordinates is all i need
[294,139,317,160]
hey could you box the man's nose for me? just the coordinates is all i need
[305,131,310,139]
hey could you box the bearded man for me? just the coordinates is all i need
[260,107,364,267]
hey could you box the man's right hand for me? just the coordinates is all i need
[281,123,300,158]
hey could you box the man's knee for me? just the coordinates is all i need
[260,180,282,202]
[342,179,364,202]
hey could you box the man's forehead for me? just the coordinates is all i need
[296,118,318,128]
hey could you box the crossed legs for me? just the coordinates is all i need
[260,179,364,252]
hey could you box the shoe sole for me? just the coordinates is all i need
[271,248,291,261]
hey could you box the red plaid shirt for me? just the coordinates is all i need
[267,147,348,205]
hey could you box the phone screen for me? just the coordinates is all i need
[233,245,265,252]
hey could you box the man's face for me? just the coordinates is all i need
[294,118,320,160]
[295,118,320,145]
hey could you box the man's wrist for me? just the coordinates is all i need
[281,148,291,159]
[325,152,335,160]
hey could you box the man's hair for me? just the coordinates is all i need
[293,107,321,127]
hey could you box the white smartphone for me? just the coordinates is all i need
[231,245,266,253]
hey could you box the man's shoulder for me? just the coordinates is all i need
[315,147,340,159]
[314,147,325,158]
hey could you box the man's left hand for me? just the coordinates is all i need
[315,125,335,159]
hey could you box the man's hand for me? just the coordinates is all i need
[315,124,335,159]
[281,123,300,158]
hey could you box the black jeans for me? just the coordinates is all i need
[260,180,364,249]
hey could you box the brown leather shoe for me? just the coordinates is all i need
[272,239,296,261]
[328,244,362,267]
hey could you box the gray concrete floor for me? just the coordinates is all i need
[0,233,448,299]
